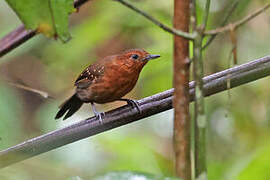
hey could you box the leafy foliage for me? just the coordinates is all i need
[5,0,74,42]
[1,0,270,179]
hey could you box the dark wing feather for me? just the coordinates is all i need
[74,63,105,87]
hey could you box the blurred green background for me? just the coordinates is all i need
[1,0,270,179]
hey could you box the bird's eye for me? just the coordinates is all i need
[131,54,139,60]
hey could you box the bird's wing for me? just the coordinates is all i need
[74,63,105,88]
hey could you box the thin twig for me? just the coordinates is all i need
[205,2,270,35]
[7,82,54,99]
[114,0,195,40]
[0,0,91,57]
[1,55,270,168]
[202,0,239,49]
[0,0,195,57]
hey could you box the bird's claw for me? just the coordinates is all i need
[91,102,105,124]
[126,99,142,114]
[93,111,105,124]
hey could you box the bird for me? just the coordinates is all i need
[55,48,160,121]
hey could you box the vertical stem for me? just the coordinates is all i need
[190,0,197,30]
[173,0,191,179]
[202,0,239,49]
[193,34,207,179]
[202,0,211,30]
[193,0,210,179]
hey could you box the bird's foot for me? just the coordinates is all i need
[125,99,142,114]
[94,111,105,124]
[91,102,105,124]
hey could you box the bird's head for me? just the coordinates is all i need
[118,49,160,70]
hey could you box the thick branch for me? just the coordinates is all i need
[1,55,270,168]
[0,0,90,57]
[0,26,36,57]
[173,0,191,179]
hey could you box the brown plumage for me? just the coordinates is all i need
[55,49,160,120]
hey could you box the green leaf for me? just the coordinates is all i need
[5,0,74,42]
[50,0,75,42]
[92,171,182,180]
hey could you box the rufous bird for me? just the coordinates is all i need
[55,49,160,121]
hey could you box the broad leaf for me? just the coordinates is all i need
[5,0,74,42]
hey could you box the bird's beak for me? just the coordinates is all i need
[144,54,161,61]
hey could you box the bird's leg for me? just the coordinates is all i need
[117,98,142,114]
[91,102,104,124]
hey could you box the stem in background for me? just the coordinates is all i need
[1,55,270,169]
[190,0,197,32]
[173,0,191,179]
[202,0,211,30]
[114,0,195,40]
[202,0,239,49]
[193,0,210,178]
[193,33,207,179]
[205,2,270,35]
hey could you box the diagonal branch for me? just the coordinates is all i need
[7,82,54,99]
[0,0,91,58]
[1,55,270,168]
[114,0,195,40]
[0,0,195,58]
[0,26,36,57]
[202,0,239,49]
[205,2,270,35]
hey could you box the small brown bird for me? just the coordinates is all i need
[55,49,160,121]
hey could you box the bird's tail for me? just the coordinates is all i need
[55,94,83,120]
